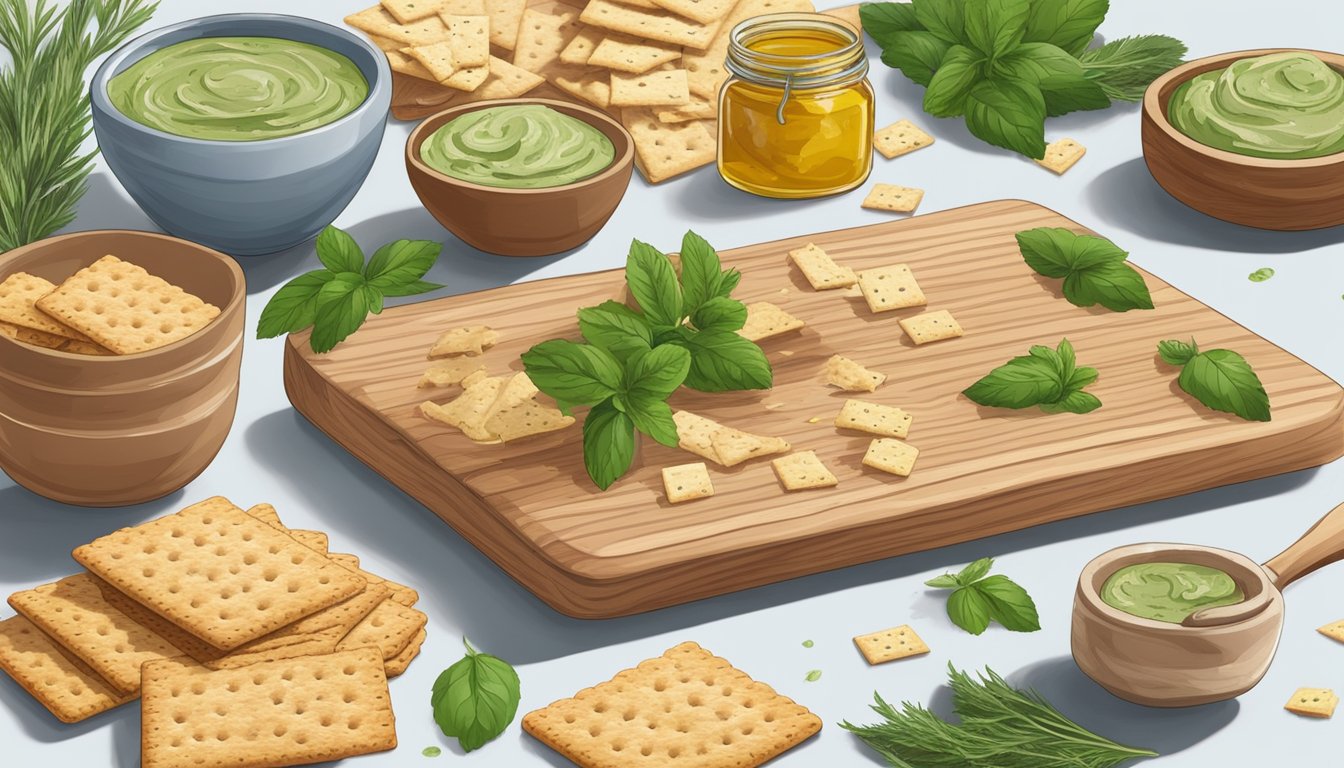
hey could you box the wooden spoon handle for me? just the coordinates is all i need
[1264,501,1344,588]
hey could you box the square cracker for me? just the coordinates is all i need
[345,6,449,46]
[326,554,420,608]
[36,255,221,354]
[858,263,926,312]
[552,67,613,108]
[825,354,886,392]
[1036,137,1086,174]
[0,615,133,723]
[382,0,446,23]
[560,26,603,64]
[853,625,930,665]
[523,641,821,767]
[8,572,182,695]
[740,301,804,342]
[649,0,739,24]
[621,108,716,183]
[1318,619,1344,643]
[0,272,91,340]
[336,600,428,660]
[140,648,398,768]
[72,497,366,652]
[419,357,488,388]
[835,399,912,439]
[580,0,723,50]
[899,309,963,345]
[484,0,528,50]
[1,320,67,349]
[862,183,924,213]
[657,98,717,122]
[874,119,934,159]
[1285,687,1338,718]
[662,462,715,503]
[789,243,856,290]
[428,324,498,357]
[512,3,583,74]
[611,68,690,106]
[588,33,682,74]
[406,40,457,81]
[772,451,838,491]
[863,438,920,477]
[384,627,426,678]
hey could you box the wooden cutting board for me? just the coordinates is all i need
[284,200,1344,618]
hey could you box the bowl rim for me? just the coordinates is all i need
[1143,47,1344,169]
[0,229,245,361]
[405,97,636,195]
[89,12,391,148]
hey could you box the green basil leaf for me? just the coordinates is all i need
[1015,227,1074,278]
[626,239,683,327]
[878,30,951,87]
[715,268,742,299]
[912,0,966,45]
[973,575,1041,632]
[679,230,722,316]
[1040,389,1103,414]
[583,399,636,489]
[625,343,691,402]
[623,394,680,448]
[1054,337,1077,381]
[1062,261,1154,312]
[1067,231,1130,269]
[314,225,363,274]
[963,77,1047,159]
[378,278,444,297]
[923,45,983,117]
[520,340,623,410]
[309,274,370,354]
[256,269,335,338]
[679,331,772,392]
[957,557,995,585]
[1176,348,1271,422]
[859,2,922,41]
[1064,364,1099,392]
[577,304,654,361]
[366,239,442,291]
[1019,228,1153,312]
[924,573,961,589]
[962,0,1029,57]
[430,638,520,752]
[1157,338,1198,367]
[691,296,748,333]
[364,284,384,315]
[947,586,992,635]
[1022,0,1109,57]
[994,42,1109,116]
[963,351,1064,409]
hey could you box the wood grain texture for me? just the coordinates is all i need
[284,200,1344,618]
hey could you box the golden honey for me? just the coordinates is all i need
[718,13,874,199]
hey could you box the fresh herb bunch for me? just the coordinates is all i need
[1158,338,1271,422]
[860,0,1186,158]
[843,665,1158,768]
[257,225,444,353]
[430,637,520,753]
[964,338,1102,414]
[522,232,772,490]
[926,557,1040,634]
[0,0,158,251]
[1017,227,1153,312]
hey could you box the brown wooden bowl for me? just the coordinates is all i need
[1141,48,1344,231]
[405,98,635,257]
[0,231,245,507]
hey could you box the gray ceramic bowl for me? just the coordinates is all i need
[90,14,391,256]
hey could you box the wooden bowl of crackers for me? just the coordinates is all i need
[0,230,245,507]
[406,98,634,257]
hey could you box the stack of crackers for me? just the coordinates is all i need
[0,256,218,355]
[0,498,424,766]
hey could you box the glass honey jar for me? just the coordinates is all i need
[717,13,874,199]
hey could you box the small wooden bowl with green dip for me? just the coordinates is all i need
[1072,500,1344,707]
[406,98,634,257]
[1142,48,1344,231]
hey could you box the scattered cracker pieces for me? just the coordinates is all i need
[1285,687,1338,718]
[863,438,920,477]
[662,462,715,503]
[853,625,930,665]
[825,354,886,392]
[419,357,488,388]
[899,309,963,345]
[858,263,926,313]
[874,119,934,159]
[835,399,912,439]
[673,410,789,467]
[1036,137,1086,175]
[788,242,856,290]
[428,324,498,357]
[862,183,924,214]
[772,450,838,491]
[741,301,804,342]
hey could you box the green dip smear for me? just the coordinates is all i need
[108,37,368,141]
[1100,562,1245,624]
[1169,51,1344,160]
[420,104,615,189]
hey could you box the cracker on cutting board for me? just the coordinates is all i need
[825,354,886,392]
[610,68,691,106]
[447,14,490,67]
[672,410,789,467]
[861,183,924,214]
[560,26,603,64]
[512,3,583,74]
[419,357,488,389]
[72,497,366,652]
[335,600,428,661]
[346,5,448,45]
[853,625,930,665]
[899,309,963,345]
[579,0,724,50]
[741,301,804,342]
[406,40,457,81]
[421,374,506,441]
[523,641,821,767]
[0,271,91,341]
[588,32,682,73]
[873,119,934,159]
[657,97,717,122]
[834,399,912,439]
[662,462,715,503]
[386,47,438,80]
[484,0,528,49]
[1284,687,1338,718]
[772,450,839,491]
[621,107,716,183]
[0,615,134,723]
[858,263,926,312]
[863,438,920,477]
[1036,137,1086,175]
[382,0,444,23]
[788,243,857,290]
[428,324,498,357]
[139,648,398,768]
[553,67,613,108]
[487,398,576,442]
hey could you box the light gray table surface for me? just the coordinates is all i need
[4,0,1344,764]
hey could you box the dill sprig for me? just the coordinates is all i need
[0,0,158,252]
[1080,35,1188,102]
[843,665,1158,768]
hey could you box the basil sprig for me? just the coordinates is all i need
[1016,227,1153,312]
[1158,339,1270,422]
[430,637,521,753]
[963,338,1102,414]
[926,557,1040,635]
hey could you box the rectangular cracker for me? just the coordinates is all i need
[8,572,182,695]
[0,271,92,341]
[1318,620,1344,643]
[1,320,67,349]
[588,33,682,74]
[0,615,133,723]
[863,438,920,477]
[245,502,284,527]
[898,309,963,345]
[386,47,438,80]
[662,462,715,503]
[579,0,723,50]
[384,627,426,678]
[140,648,398,768]
[419,357,488,388]
[621,108,716,183]
[428,324,498,357]
[72,497,366,651]
[681,0,812,97]
[1285,687,1338,718]
[440,0,487,13]
[740,301,804,342]
[559,27,603,64]
[862,183,924,213]
[289,529,330,553]
[874,119,934,159]
[346,5,449,46]
[825,354,886,392]
[853,625,930,665]
[834,399,912,438]
[523,641,821,766]
[858,263,926,312]
[771,450,838,490]
[463,55,546,98]
[336,600,428,661]
[382,0,445,23]
[657,97,717,122]
[649,0,738,24]
[35,255,221,355]
[406,40,457,81]
[486,398,577,442]
[484,0,528,49]
[552,67,613,108]
[512,4,582,74]
[1036,137,1086,174]
[611,68,690,106]
[788,242,856,290]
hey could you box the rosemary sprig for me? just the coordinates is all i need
[843,665,1158,768]
[0,0,158,252]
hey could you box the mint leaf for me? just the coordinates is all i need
[430,637,520,753]
[624,395,679,448]
[963,351,1064,409]
[1022,0,1109,57]
[625,344,691,402]
[973,575,1041,632]
[963,0,1030,57]
[924,573,961,589]
[583,399,636,489]
[680,331,772,392]
[957,557,995,585]
[994,42,1109,116]
[860,2,921,39]
[880,30,952,87]
[691,296,748,333]
[964,77,1047,159]
[310,274,370,354]
[578,304,653,361]
[365,238,443,292]
[913,0,966,45]
[257,270,335,338]
[521,340,623,410]
[1161,344,1271,422]
[1157,338,1198,366]
[627,239,682,327]
[923,45,984,117]
[315,225,363,273]
[679,230,722,315]
[1017,228,1153,312]
[947,586,992,635]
